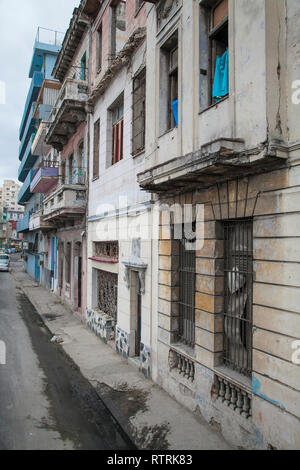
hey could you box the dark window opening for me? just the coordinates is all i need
[97,24,103,72]
[199,0,228,109]
[132,68,146,155]
[223,219,253,377]
[210,0,228,103]
[160,30,179,134]
[80,52,87,81]
[68,154,74,184]
[168,45,178,129]
[93,119,100,180]
[111,0,127,59]
[65,242,71,284]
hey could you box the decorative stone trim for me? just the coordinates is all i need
[123,260,147,294]
[122,239,147,294]
[140,343,151,378]
[168,349,195,383]
[88,27,146,104]
[116,326,130,358]
[214,374,252,419]
[86,308,115,342]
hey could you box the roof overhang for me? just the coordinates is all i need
[53,7,90,83]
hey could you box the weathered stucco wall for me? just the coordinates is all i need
[144,0,300,450]
[155,162,300,449]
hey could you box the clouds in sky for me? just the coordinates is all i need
[0,0,80,187]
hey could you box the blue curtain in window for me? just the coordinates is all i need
[212,49,229,102]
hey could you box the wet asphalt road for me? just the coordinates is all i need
[0,257,133,450]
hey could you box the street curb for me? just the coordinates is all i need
[11,269,139,450]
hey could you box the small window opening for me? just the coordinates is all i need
[111,99,124,165]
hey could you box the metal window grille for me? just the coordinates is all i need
[97,270,118,321]
[223,219,253,377]
[93,241,119,260]
[132,68,146,155]
[178,227,196,347]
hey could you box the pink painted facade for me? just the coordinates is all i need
[42,6,90,320]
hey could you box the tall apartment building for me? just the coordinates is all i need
[1,180,23,212]
[137,0,300,450]
[0,180,23,246]
[17,28,63,281]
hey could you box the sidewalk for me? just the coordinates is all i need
[12,263,232,450]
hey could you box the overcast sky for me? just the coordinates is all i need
[0,0,80,188]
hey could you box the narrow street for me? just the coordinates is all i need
[0,256,134,450]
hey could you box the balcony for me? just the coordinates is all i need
[19,71,43,141]
[30,161,59,194]
[137,138,288,194]
[31,121,52,157]
[46,78,88,151]
[19,102,38,161]
[43,169,87,222]
[18,170,36,204]
[29,211,53,231]
[29,27,63,79]
[18,134,39,183]
[17,213,32,233]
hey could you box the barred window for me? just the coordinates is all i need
[223,219,253,377]
[178,224,196,347]
[132,68,146,155]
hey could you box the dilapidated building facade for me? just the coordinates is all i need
[44,8,91,317]
[137,0,300,450]
[84,0,155,377]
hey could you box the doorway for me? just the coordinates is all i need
[131,271,142,357]
[78,256,82,309]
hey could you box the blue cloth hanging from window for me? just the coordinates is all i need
[212,49,229,102]
[172,99,178,127]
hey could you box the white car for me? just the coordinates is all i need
[0,254,10,272]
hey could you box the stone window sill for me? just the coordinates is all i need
[198,95,229,116]
[214,365,252,393]
[170,342,196,360]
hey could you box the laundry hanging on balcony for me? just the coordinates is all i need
[172,99,178,127]
[212,49,229,102]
